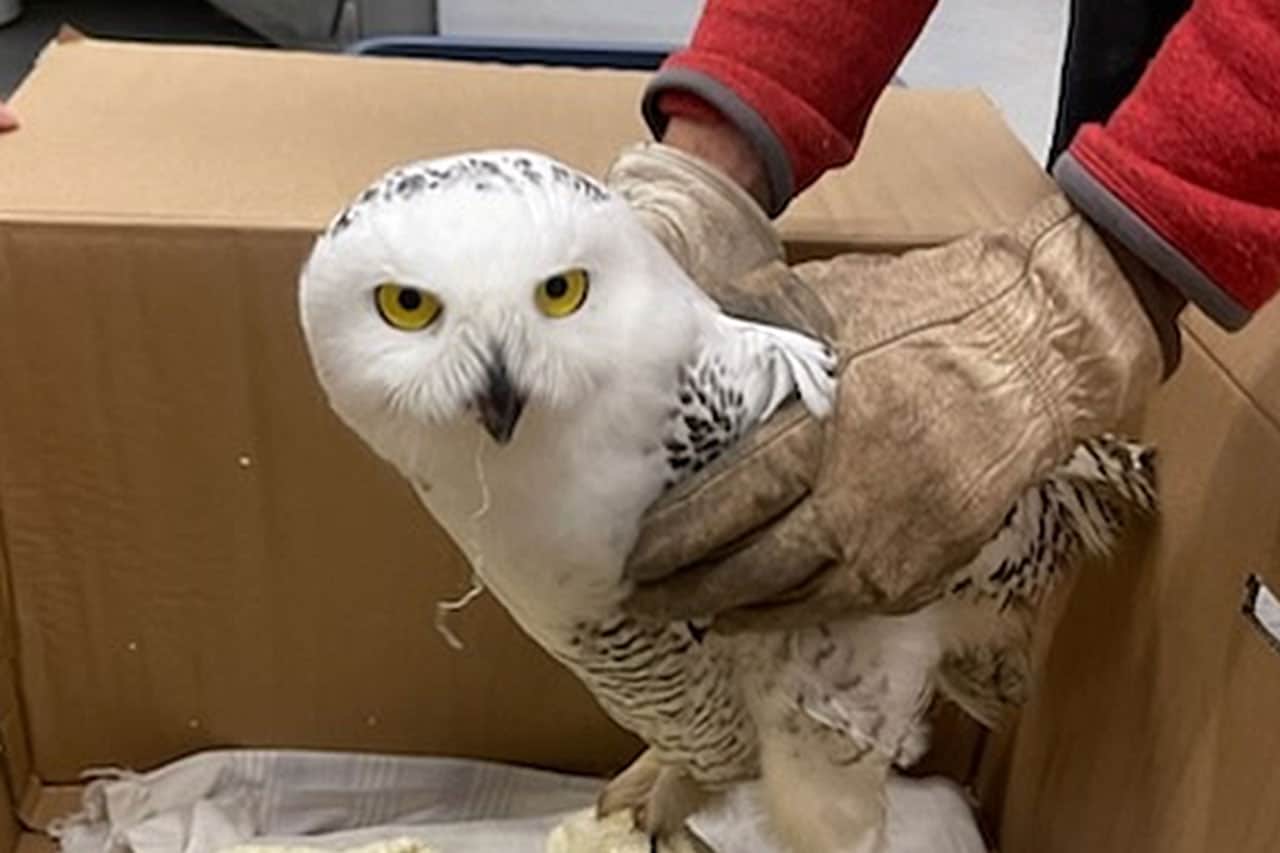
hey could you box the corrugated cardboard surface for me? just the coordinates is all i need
[996,302,1280,852]
[0,36,1055,798]
[0,219,643,782]
[0,36,1050,247]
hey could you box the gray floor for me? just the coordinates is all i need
[1,1,1068,159]
[902,1,1066,161]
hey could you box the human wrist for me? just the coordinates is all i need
[660,114,771,211]
[1097,230,1185,379]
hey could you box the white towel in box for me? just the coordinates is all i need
[50,750,988,853]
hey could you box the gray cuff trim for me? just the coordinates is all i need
[1053,151,1252,331]
[642,67,794,217]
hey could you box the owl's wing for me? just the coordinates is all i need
[755,435,1157,770]
[659,314,836,487]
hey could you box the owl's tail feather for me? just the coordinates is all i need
[935,434,1157,729]
[758,725,890,853]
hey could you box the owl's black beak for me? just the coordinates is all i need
[475,353,525,445]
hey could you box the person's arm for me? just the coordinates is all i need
[1053,0,1280,332]
[645,0,938,215]
[0,99,17,132]
[653,0,1279,335]
[615,0,1279,630]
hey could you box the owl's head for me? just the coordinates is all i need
[299,150,701,465]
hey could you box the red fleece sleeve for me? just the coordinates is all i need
[1057,0,1280,328]
[643,0,937,213]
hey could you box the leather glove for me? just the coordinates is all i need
[621,192,1167,629]
[605,141,783,303]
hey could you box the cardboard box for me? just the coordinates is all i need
[2,31,1274,853]
[988,303,1280,852]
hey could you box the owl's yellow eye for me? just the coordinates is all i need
[535,268,589,318]
[375,283,442,331]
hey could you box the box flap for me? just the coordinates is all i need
[997,331,1280,852]
[0,37,1052,248]
[0,224,642,782]
[1182,305,1280,425]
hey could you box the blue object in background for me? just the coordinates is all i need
[346,33,674,71]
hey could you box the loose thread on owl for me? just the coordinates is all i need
[471,432,492,520]
[432,436,495,650]
[434,572,486,651]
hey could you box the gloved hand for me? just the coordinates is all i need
[619,192,1168,630]
[605,140,782,303]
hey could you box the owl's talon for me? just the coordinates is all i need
[598,750,711,843]
[633,802,650,834]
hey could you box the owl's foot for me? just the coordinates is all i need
[598,750,660,820]
[635,767,709,839]
[597,750,712,840]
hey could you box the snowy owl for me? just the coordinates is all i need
[298,150,1155,853]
